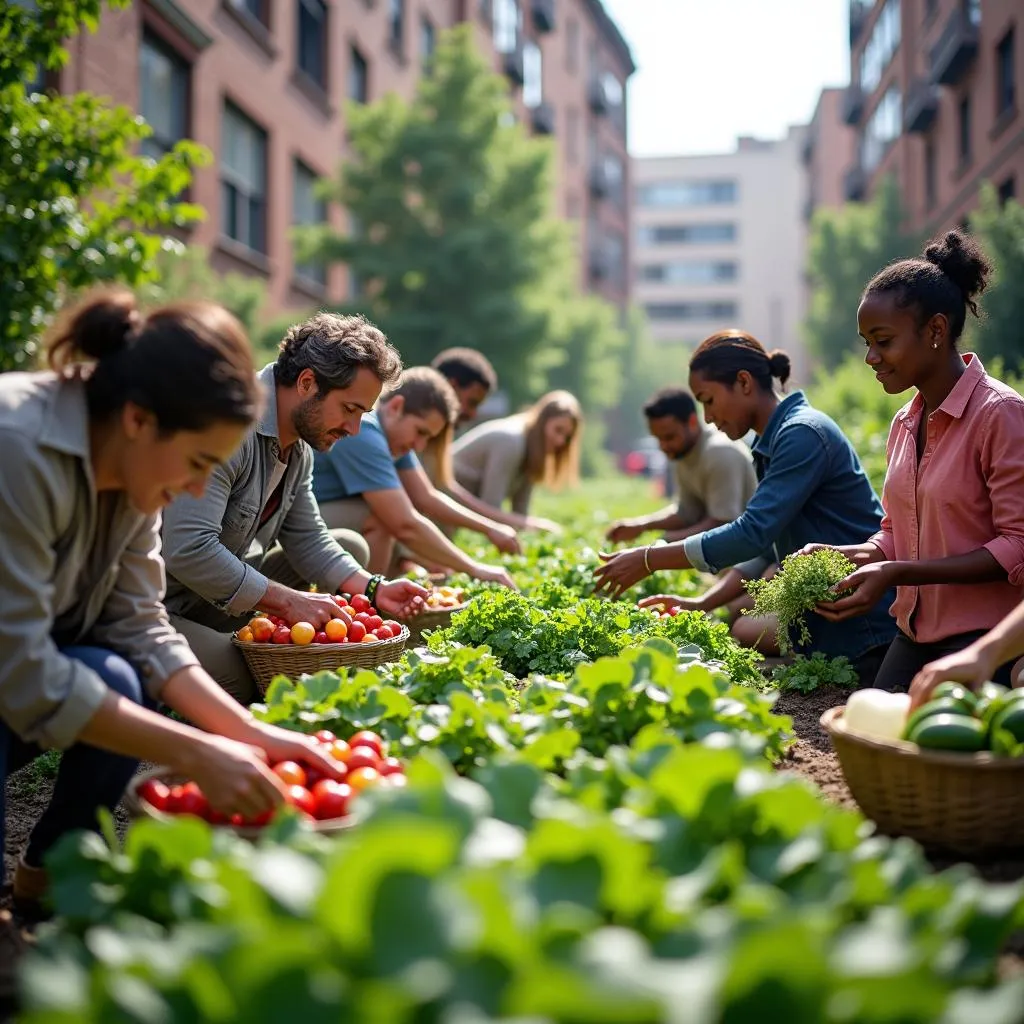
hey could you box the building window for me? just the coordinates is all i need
[996,27,1016,120]
[349,45,369,103]
[229,0,269,26]
[388,0,405,55]
[644,302,739,322]
[293,160,327,288]
[636,180,737,207]
[862,85,901,172]
[603,153,625,208]
[493,0,521,54]
[957,93,971,164]
[858,0,900,92]
[139,32,189,161]
[997,175,1016,205]
[420,16,435,64]
[636,223,737,245]
[638,261,738,284]
[924,137,937,210]
[297,0,327,89]
[221,102,268,254]
[522,39,543,107]
[566,16,579,73]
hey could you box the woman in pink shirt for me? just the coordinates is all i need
[812,229,1024,692]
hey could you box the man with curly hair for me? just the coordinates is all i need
[161,313,428,703]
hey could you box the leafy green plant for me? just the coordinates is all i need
[745,549,856,654]
[770,653,860,694]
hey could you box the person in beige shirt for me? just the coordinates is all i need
[452,390,583,528]
[0,291,346,916]
[607,387,757,544]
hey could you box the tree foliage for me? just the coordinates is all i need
[297,25,624,412]
[0,0,208,370]
[803,176,920,370]
[969,184,1024,373]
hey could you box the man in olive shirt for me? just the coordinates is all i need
[607,387,757,544]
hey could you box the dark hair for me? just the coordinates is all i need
[431,347,497,392]
[276,312,402,392]
[384,367,460,487]
[689,330,791,391]
[862,229,991,346]
[643,387,697,423]
[47,289,260,433]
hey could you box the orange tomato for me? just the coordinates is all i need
[249,616,275,643]
[236,626,254,643]
[291,621,316,645]
[324,618,348,642]
[347,766,380,792]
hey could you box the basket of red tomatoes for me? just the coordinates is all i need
[232,592,409,693]
[125,728,404,838]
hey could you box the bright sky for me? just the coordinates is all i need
[601,0,851,157]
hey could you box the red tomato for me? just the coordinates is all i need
[335,610,354,630]
[313,631,330,644]
[365,614,383,632]
[373,627,391,641]
[137,778,170,812]
[383,620,401,635]
[286,784,316,817]
[345,745,380,772]
[353,612,372,626]
[347,620,367,643]
[311,779,352,820]
[304,766,325,788]
[350,593,371,614]
[273,760,307,787]
[338,593,352,603]
[349,730,385,758]
[272,625,292,645]
[347,766,380,792]
[315,729,337,744]
[377,756,404,777]
[176,781,209,819]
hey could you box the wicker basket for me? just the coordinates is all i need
[400,602,470,645]
[821,706,1024,854]
[124,766,356,839]
[232,625,409,694]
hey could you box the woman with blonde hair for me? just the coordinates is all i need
[452,389,582,523]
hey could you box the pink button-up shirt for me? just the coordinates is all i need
[869,354,1024,643]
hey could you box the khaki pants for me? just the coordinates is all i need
[171,529,370,706]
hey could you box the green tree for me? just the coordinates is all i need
[804,175,920,370]
[0,0,208,370]
[138,244,269,349]
[969,184,1024,373]
[297,25,594,409]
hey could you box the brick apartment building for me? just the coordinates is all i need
[836,0,1021,234]
[47,0,633,315]
[801,87,858,220]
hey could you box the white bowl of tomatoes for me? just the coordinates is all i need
[126,728,404,838]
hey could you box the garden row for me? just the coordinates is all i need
[19,552,1024,1022]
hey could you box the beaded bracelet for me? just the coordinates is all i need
[366,574,385,606]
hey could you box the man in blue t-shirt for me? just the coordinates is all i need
[313,368,516,586]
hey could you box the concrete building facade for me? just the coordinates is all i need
[50,0,633,314]
[841,0,1022,233]
[632,130,811,385]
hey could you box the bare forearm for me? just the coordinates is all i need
[647,540,693,573]
[161,665,258,740]
[888,549,1005,586]
[395,516,479,575]
[77,690,218,775]
[974,601,1024,667]
[417,488,503,537]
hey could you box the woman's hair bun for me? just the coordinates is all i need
[767,349,791,385]
[63,290,139,364]
[923,229,991,312]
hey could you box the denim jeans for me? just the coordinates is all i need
[0,646,145,881]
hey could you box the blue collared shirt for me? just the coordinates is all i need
[683,391,897,660]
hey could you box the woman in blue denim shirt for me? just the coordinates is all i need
[595,330,896,682]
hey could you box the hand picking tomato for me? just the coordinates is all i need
[315,729,337,744]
